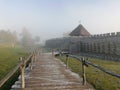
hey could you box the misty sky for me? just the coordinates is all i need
[0,0,120,42]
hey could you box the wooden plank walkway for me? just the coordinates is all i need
[12,53,93,90]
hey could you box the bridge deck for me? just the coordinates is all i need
[12,53,93,90]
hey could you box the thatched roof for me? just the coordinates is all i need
[69,24,91,36]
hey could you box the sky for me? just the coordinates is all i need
[0,0,120,43]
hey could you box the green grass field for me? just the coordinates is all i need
[57,56,120,90]
[0,46,28,80]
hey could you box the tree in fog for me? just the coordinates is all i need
[63,31,71,37]
[10,31,18,47]
[20,27,34,47]
[0,30,18,47]
[34,36,40,44]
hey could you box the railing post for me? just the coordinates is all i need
[52,49,54,57]
[30,55,34,70]
[33,51,36,62]
[82,57,86,85]
[20,57,26,88]
[34,53,36,61]
[66,55,69,69]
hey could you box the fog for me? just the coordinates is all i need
[0,0,120,43]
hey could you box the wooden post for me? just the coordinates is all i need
[33,51,36,62]
[82,57,86,85]
[66,55,69,69]
[30,55,33,70]
[52,49,54,57]
[20,57,26,88]
[34,53,36,62]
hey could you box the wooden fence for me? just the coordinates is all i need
[65,54,120,85]
[0,52,35,88]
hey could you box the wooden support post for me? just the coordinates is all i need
[66,55,69,69]
[33,51,36,62]
[20,57,26,88]
[34,53,36,62]
[52,49,54,57]
[82,57,86,85]
[30,55,34,70]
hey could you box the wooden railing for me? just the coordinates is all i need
[0,52,36,89]
[65,54,120,85]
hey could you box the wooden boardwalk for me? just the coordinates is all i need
[12,53,93,90]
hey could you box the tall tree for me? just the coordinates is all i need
[11,31,18,47]
[20,27,34,47]
[34,36,40,44]
[0,30,18,47]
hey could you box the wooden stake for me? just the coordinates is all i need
[30,55,34,70]
[52,49,54,57]
[66,55,69,69]
[20,57,26,88]
[82,57,86,85]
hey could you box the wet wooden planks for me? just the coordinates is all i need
[12,53,93,90]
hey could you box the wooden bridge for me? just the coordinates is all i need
[11,52,93,90]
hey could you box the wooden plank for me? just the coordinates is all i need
[12,53,93,90]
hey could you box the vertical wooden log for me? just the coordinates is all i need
[82,57,86,85]
[33,51,36,62]
[34,53,36,62]
[20,57,26,88]
[52,49,54,57]
[30,55,33,70]
[66,55,69,69]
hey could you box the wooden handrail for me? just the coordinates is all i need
[0,54,32,88]
[65,54,120,85]
[86,60,120,78]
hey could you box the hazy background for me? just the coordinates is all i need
[0,0,120,43]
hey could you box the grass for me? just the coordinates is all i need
[0,46,28,80]
[0,70,20,90]
[57,56,120,90]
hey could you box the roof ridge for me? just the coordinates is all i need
[69,24,91,36]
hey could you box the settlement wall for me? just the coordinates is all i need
[45,32,120,61]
